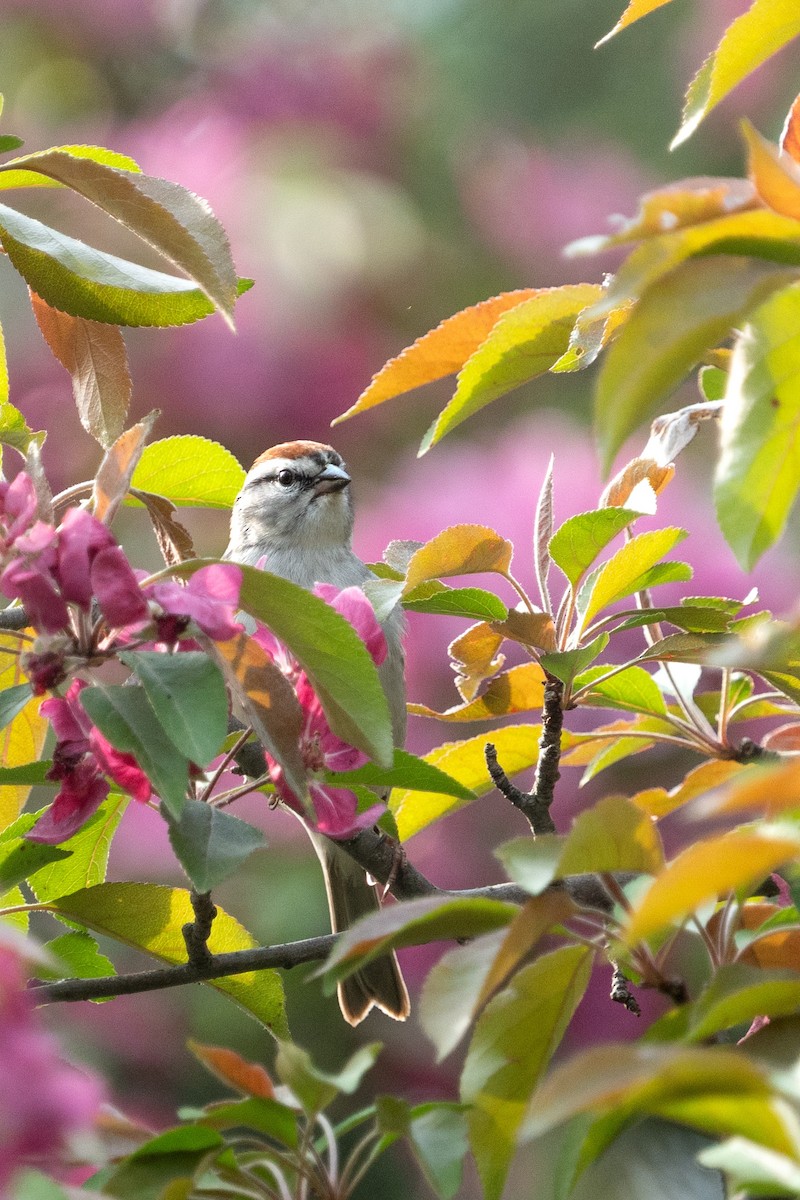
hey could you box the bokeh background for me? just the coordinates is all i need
[2,1,799,1195]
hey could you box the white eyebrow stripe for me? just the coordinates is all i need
[245,457,304,487]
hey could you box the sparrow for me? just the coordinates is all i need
[225,440,409,1024]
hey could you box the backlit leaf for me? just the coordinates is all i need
[30,292,130,448]
[408,662,546,722]
[448,621,506,702]
[462,945,592,1200]
[573,664,668,717]
[403,525,513,594]
[390,724,540,841]
[687,963,800,1042]
[333,290,540,422]
[92,411,158,523]
[0,143,140,190]
[549,508,641,588]
[422,284,602,452]
[581,528,687,626]
[189,1041,274,1100]
[715,283,800,568]
[1,149,237,324]
[703,756,800,818]
[596,0,677,46]
[595,257,800,473]
[673,0,800,148]
[540,634,609,689]
[403,585,507,622]
[630,759,746,818]
[39,881,289,1036]
[0,399,45,457]
[328,747,475,800]
[623,827,800,945]
[0,201,234,327]
[0,637,48,830]
[744,120,800,221]
[29,792,128,902]
[129,436,245,509]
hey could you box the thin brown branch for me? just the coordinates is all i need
[182,889,218,967]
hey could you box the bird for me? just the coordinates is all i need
[225,440,410,1025]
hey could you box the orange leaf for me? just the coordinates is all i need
[781,94,800,165]
[409,662,546,722]
[92,411,158,524]
[631,759,747,818]
[448,622,506,702]
[491,610,557,654]
[624,829,800,945]
[188,1040,274,1099]
[744,119,800,221]
[333,290,540,422]
[707,757,800,817]
[600,457,675,508]
[707,902,800,971]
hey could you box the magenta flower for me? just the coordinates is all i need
[261,584,386,839]
[28,681,151,844]
[90,545,150,630]
[56,508,115,608]
[0,934,104,1190]
[145,563,243,641]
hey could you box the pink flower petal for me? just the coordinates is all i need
[89,728,152,803]
[309,781,383,839]
[55,509,115,609]
[91,545,150,630]
[0,560,69,633]
[313,583,387,665]
[2,472,38,545]
[27,762,109,844]
[147,563,243,641]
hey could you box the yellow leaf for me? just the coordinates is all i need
[744,120,800,221]
[0,634,47,830]
[408,663,546,722]
[333,290,540,423]
[674,0,800,148]
[624,828,800,945]
[707,757,800,816]
[403,525,513,595]
[600,457,675,508]
[448,622,505,702]
[391,724,540,841]
[596,0,676,46]
[631,759,747,817]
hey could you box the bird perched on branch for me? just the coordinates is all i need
[225,440,409,1024]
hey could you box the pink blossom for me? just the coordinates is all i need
[91,545,150,629]
[0,556,69,633]
[29,682,151,844]
[56,508,115,609]
[0,936,104,1190]
[314,583,387,665]
[145,563,243,641]
[0,472,38,548]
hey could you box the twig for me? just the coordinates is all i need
[0,607,30,631]
[182,889,218,967]
[483,672,563,836]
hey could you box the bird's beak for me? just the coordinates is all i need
[313,462,351,495]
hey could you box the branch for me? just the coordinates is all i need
[0,606,29,631]
[483,672,563,836]
[182,890,217,967]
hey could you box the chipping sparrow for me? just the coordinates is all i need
[225,440,409,1024]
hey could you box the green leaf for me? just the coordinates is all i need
[638,632,730,666]
[0,833,70,893]
[100,1125,225,1200]
[79,684,189,817]
[42,930,115,982]
[0,143,140,189]
[698,364,727,402]
[714,283,800,568]
[168,800,266,892]
[407,1103,469,1200]
[390,724,541,841]
[8,1172,74,1200]
[497,794,664,893]
[28,792,128,903]
[39,882,289,1036]
[0,201,237,328]
[119,650,228,768]
[595,257,800,473]
[0,761,51,785]
[324,896,517,989]
[615,604,735,634]
[673,0,800,148]
[549,508,641,587]
[686,964,800,1042]
[0,149,238,324]
[461,945,592,1200]
[328,748,475,801]
[129,435,245,509]
[540,634,609,689]
[221,562,393,767]
[199,1096,299,1148]
[403,585,508,621]
[0,683,33,730]
[0,135,24,154]
[0,400,45,456]
[580,528,688,626]
[275,1040,380,1114]
[573,664,668,716]
[422,284,603,452]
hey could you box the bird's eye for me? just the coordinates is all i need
[276,469,296,487]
